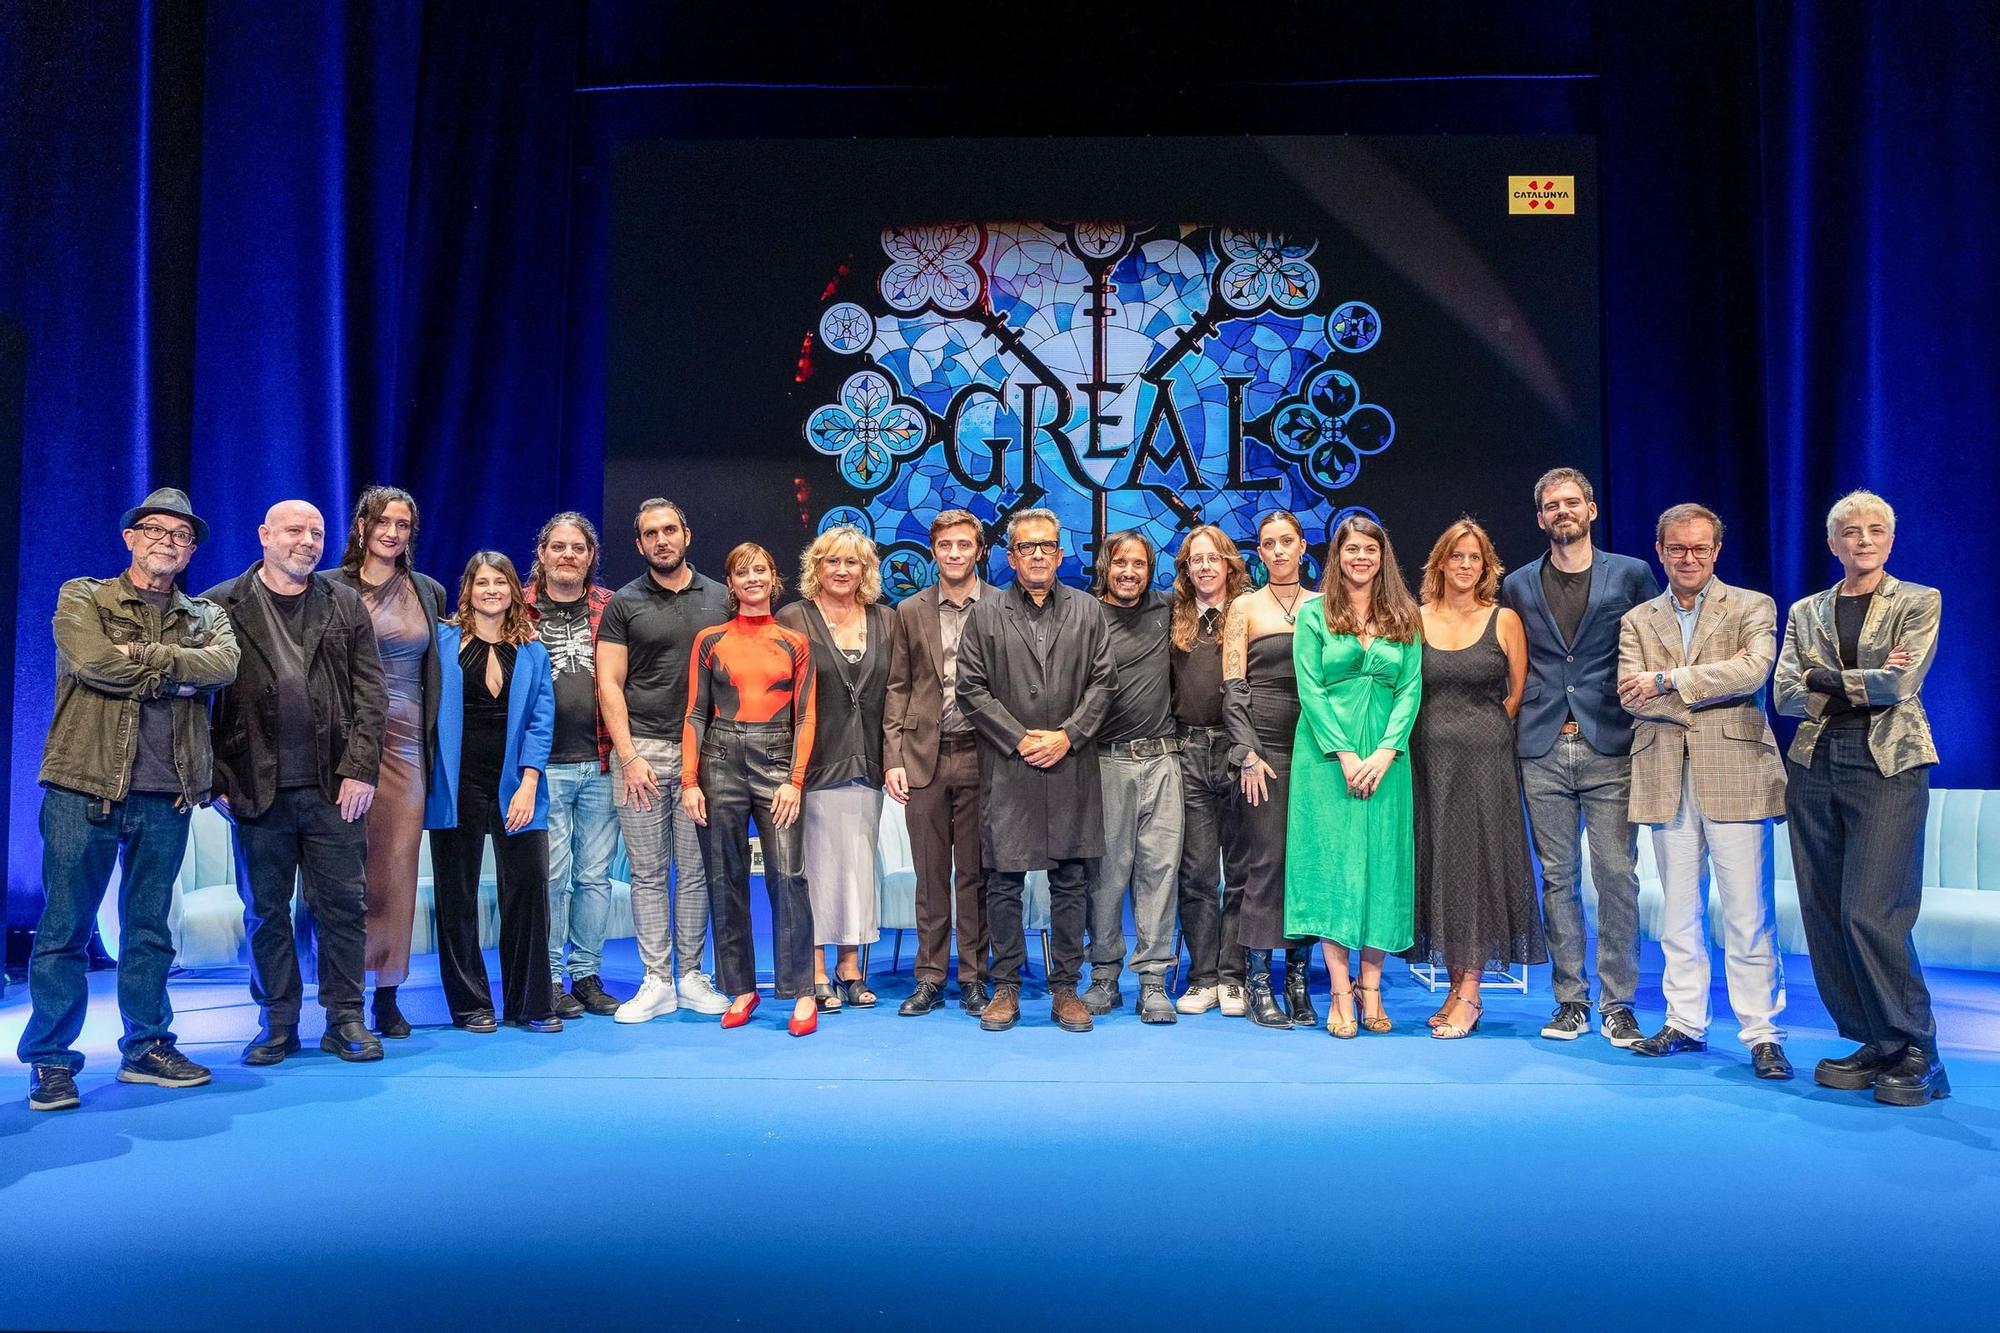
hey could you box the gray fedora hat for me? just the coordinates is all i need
[120,487,209,546]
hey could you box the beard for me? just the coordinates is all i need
[1546,519,1587,546]
[644,548,685,576]
[271,550,320,579]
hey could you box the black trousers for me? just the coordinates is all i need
[232,785,368,1025]
[1178,725,1246,988]
[1786,727,1937,1052]
[987,858,1089,989]
[429,775,555,1024]
[701,720,812,1000]
[908,733,988,986]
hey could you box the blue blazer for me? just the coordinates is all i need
[425,623,555,832]
[1500,550,1659,759]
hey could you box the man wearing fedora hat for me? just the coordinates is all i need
[21,488,240,1111]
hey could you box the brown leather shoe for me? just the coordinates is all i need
[979,984,1020,1032]
[1050,988,1094,1033]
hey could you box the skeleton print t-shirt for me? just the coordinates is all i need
[537,594,600,765]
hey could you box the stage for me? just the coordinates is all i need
[3,944,1994,1331]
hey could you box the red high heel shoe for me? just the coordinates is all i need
[720,994,760,1029]
[788,1002,818,1037]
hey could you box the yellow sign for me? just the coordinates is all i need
[1509,176,1576,214]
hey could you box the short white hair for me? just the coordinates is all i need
[1826,489,1896,539]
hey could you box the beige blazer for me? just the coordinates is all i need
[1617,577,1788,825]
[1774,574,1940,776]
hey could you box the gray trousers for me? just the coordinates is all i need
[613,737,711,982]
[1086,749,1185,982]
[1521,730,1641,1013]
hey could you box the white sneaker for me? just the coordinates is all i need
[679,971,731,1016]
[1218,983,1247,1017]
[1176,984,1220,1015]
[615,974,678,1023]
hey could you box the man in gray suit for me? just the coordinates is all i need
[884,509,995,1017]
[955,509,1115,1034]
[1617,503,1791,1079]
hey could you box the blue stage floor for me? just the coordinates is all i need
[2,943,1996,1330]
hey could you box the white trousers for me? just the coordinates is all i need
[1649,765,1786,1046]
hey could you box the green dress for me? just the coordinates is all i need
[1284,599,1422,950]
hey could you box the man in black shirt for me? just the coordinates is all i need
[523,512,624,1019]
[1168,524,1251,1017]
[1081,532,1184,1024]
[205,500,388,1066]
[22,489,239,1111]
[596,498,733,1020]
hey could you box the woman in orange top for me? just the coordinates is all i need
[681,543,819,1035]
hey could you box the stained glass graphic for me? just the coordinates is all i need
[803,222,1399,590]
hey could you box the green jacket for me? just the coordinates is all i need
[40,571,241,804]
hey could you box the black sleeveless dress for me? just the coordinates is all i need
[1228,632,1307,950]
[1407,609,1548,972]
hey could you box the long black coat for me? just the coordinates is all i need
[954,580,1115,871]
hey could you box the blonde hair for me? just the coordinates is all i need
[798,525,882,604]
[1419,518,1503,606]
[1320,515,1422,643]
[1826,489,1896,539]
[1171,524,1248,652]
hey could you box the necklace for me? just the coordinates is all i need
[1269,581,1303,625]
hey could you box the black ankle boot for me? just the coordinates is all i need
[1245,951,1290,1028]
[1283,949,1319,1028]
[372,987,412,1040]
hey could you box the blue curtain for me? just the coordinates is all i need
[4,0,1996,927]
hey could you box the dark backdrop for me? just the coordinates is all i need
[3,0,1996,931]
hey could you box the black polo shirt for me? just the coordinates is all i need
[598,568,730,740]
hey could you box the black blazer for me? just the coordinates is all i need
[201,564,389,819]
[327,566,447,781]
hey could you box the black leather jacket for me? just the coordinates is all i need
[201,564,388,819]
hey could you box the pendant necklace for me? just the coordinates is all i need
[1270,579,1303,626]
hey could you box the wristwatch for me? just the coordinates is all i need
[1654,671,1671,695]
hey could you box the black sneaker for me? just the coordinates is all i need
[1601,1008,1644,1049]
[116,1043,212,1089]
[550,983,586,1021]
[1080,977,1123,1016]
[571,975,622,1016]
[1540,1001,1590,1040]
[28,1065,81,1112]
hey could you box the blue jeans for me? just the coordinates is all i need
[546,760,618,981]
[1520,731,1642,1013]
[18,787,190,1072]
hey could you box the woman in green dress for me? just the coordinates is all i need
[1286,514,1423,1037]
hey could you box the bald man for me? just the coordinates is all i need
[204,500,388,1064]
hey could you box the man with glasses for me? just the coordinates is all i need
[953,510,1115,1033]
[1617,504,1792,1079]
[23,489,240,1110]
[1501,468,1658,1046]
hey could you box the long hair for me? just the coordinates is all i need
[1092,530,1155,598]
[1419,517,1504,607]
[528,511,601,600]
[1171,524,1248,651]
[450,551,537,645]
[338,485,419,577]
[722,542,782,615]
[1320,515,1421,643]
[798,525,882,604]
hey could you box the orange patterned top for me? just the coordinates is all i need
[681,613,816,789]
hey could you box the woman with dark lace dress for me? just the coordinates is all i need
[1407,519,1546,1039]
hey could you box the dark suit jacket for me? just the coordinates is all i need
[202,564,388,819]
[1500,550,1658,759]
[954,581,1115,870]
[883,580,993,789]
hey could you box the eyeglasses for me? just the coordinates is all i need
[1662,544,1715,560]
[132,523,196,548]
[1011,540,1061,556]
